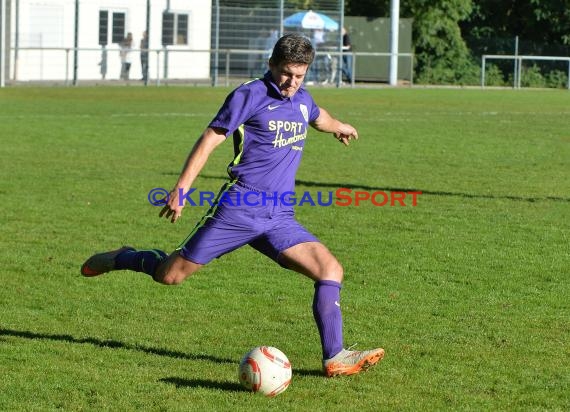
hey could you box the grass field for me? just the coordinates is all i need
[0,85,569,411]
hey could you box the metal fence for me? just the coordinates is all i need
[8,46,415,88]
[482,54,570,89]
[212,1,343,83]
[3,1,568,88]
[470,35,570,89]
[0,0,416,87]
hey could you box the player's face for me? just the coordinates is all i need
[269,62,309,98]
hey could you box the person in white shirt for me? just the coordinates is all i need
[119,32,133,80]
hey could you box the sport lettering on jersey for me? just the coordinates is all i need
[268,120,305,134]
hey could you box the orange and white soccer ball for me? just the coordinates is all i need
[238,346,292,397]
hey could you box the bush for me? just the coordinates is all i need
[485,64,506,87]
[415,57,482,86]
[546,70,569,89]
[520,64,546,88]
[414,60,565,89]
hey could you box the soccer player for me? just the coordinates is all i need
[81,33,384,377]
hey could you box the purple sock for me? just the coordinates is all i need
[313,280,344,360]
[115,249,167,277]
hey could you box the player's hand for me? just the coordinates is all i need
[334,124,358,146]
[159,188,185,223]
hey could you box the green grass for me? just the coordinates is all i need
[0,86,569,411]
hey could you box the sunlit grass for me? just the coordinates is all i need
[0,86,568,411]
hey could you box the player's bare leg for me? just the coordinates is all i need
[279,241,384,377]
[153,251,202,285]
[81,248,201,285]
[278,241,343,283]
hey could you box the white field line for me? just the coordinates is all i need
[0,112,209,119]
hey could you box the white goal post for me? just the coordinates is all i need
[482,54,570,89]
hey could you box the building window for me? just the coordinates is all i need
[112,13,126,43]
[162,11,189,45]
[98,11,108,46]
[99,10,126,46]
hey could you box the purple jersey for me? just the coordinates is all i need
[209,72,320,193]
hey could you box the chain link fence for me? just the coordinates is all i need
[4,0,382,86]
[3,1,568,88]
[211,1,343,83]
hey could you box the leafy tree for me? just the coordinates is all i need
[460,0,570,85]
[463,0,570,46]
[344,0,570,84]
[407,0,474,83]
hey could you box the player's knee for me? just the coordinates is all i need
[333,261,344,282]
[152,253,200,285]
[323,259,343,283]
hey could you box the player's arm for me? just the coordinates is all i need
[310,107,358,146]
[160,127,227,223]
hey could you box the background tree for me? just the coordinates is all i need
[459,0,570,86]
[461,0,570,54]
[407,0,474,83]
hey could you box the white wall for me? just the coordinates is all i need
[11,0,212,81]
[159,0,212,80]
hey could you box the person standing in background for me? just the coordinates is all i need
[307,29,326,84]
[140,31,149,82]
[98,45,108,80]
[120,32,133,80]
[341,27,353,83]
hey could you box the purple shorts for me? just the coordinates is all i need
[177,182,319,265]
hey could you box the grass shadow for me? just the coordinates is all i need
[293,368,326,377]
[0,328,234,364]
[160,377,244,392]
[160,366,323,392]
[294,179,570,203]
[186,174,570,203]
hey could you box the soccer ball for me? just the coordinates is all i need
[238,346,292,397]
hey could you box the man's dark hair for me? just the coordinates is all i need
[269,33,315,66]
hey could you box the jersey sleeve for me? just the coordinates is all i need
[209,86,254,137]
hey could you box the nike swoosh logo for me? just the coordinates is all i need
[267,104,281,111]
[334,301,341,307]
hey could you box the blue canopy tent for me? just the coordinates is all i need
[283,10,339,31]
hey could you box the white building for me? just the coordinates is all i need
[9,0,212,81]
